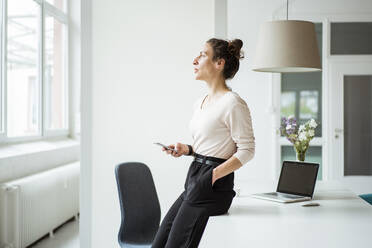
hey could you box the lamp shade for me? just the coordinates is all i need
[252,20,321,73]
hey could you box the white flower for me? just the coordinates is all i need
[299,125,305,132]
[299,132,307,141]
[288,115,295,120]
[286,124,292,130]
[307,130,315,137]
[309,119,317,128]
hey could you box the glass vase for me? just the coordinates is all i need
[294,146,306,162]
[296,150,306,162]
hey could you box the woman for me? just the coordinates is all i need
[152,38,255,248]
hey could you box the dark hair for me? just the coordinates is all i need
[207,38,244,80]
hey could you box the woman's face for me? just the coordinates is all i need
[193,43,221,81]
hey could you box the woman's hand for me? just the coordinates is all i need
[162,143,189,157]
[212,168,217,186]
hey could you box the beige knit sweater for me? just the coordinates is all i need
[188,91,255,165]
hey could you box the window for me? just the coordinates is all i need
[46,0,66,11]
[1,0,68,142]
[7,0,41,137]
[280,92,295,117]
[331,22,372,55]
[280,73,322,137]
[45,14,67,130]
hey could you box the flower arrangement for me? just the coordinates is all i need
[280,116,318,161]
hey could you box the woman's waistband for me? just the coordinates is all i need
[193,152,227,167]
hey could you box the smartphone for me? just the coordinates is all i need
[153,142,177,153]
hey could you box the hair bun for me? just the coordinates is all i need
[228,39,244,59]
[206,37,244,80]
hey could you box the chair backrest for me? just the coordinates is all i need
[115,162,161,245]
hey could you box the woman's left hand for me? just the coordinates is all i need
[211,168,217,186]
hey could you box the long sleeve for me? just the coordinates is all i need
[224,102,255,165]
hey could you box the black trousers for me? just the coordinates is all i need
[152,153,236,248]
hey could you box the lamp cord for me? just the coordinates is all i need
[286,0,289,20]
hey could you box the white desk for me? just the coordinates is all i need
[199,180,372,248]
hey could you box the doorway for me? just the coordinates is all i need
[329,61,372,180]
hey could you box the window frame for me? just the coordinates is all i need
[43,1,69,137]
[0,0,6,142]
[0,0,69,144]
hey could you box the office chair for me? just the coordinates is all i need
[115,162,161,248]
[359,194,372,205]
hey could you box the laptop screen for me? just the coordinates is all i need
[277,161,319,197]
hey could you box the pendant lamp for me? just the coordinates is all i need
[252,0,321,73]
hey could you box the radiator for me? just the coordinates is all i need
[0,162,80,248]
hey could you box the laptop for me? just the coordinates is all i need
[250,161,319,203]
